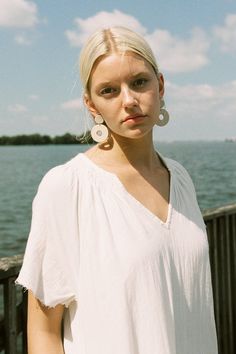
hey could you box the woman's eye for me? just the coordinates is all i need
[100,87,116,95]
[133,78,148,88]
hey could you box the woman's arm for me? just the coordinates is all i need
[27,290,65,354]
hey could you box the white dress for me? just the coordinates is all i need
[16,152,218,354]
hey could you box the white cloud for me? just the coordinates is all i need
[213,13,236,52]
[7,103,28,113]
[145,28,210,73]
[166,80,236,104]
[14,34,31,45]
[65,10,210,73]
[151,80,236,140]
[65,10,146,47]
[61,98,83,111]
[165,80,236,126]
[28,94,39,100]
[0,0,38,28]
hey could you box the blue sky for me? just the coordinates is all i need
[0,0,236,141]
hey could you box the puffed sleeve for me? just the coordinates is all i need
[15,164,80,308]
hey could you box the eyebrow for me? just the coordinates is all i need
[94,72,151,91]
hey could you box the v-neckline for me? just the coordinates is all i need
[78,151,173,229]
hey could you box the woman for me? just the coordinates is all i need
[16,26,218,354]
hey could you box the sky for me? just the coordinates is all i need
[0,0,236,141]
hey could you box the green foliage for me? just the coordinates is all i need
[0,132,94,145]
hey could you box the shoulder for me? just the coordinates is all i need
[163,156,195,190]
[164,157,190,176]
[36,155,80,201]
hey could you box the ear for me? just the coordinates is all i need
[158,73,165,98]
[84,93,99,118]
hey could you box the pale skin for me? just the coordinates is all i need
[84,52,170,223]
[27,51,170,353]
[27,291,65,354]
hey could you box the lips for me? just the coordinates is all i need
[123,114,146,122]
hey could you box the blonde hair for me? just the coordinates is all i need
[79,26,159,94]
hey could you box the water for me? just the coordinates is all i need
[0,142,236,258]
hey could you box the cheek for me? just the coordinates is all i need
[145,90,160,113]
[96,100,120,120]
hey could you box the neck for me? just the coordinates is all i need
[97,130,162,171]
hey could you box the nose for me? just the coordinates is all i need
[121,86,138,108]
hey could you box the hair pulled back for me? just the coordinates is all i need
[79,26,159,95]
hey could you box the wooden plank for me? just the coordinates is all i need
[211,217,221,351]
[4,276,17,354]
[203,203,236,220]
[0,255,23,281]
[225,215,234,353]
[22,290,28,353]
[219,216,230,354]
[0,314,5,351]
[225,215,234,354]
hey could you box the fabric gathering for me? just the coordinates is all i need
[16,152,218,354]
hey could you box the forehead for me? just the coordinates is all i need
[89,52,155,87]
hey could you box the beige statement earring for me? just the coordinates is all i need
[156,99,169,126]
[91,114,109,143]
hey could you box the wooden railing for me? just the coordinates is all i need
[0,255,27,354]
[0,203,236,354]
[204,203,236,354]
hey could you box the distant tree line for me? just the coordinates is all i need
[0,132,94,145]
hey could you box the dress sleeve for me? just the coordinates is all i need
[15,165,80,308]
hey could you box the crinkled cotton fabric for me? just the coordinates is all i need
[16,152,218,354]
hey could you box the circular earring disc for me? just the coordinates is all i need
[91,124,109,142]
[94,115,104,124]
[156,109,169,126]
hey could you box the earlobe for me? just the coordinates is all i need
[84,94,99,118]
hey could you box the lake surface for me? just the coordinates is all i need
[0,142,236,258]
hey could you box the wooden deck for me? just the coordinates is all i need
[0,203,236,354]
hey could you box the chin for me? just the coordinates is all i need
[111,128,153,141]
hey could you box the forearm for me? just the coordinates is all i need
[28,329,65,354]
[27,291,65,354]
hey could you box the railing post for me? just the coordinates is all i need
[225,215,234,354]
[204,205,236,354]
[22,289,28,353]
[4,276,17,354]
